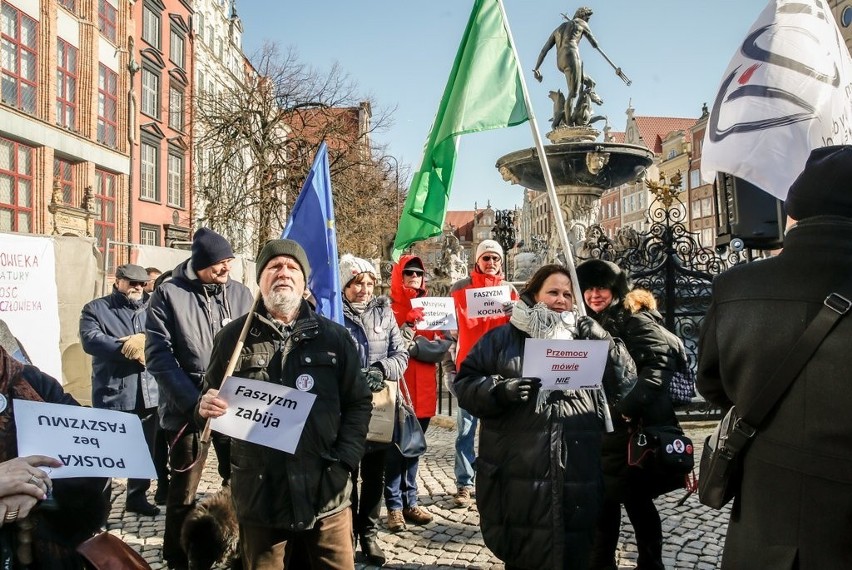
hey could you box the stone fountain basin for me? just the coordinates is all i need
[496,141,654,192]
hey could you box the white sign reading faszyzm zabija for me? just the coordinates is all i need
[210,376,317,454]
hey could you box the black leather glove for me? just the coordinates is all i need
[576,316,611,341]
[364,366,386,392]
[493,377,541,404]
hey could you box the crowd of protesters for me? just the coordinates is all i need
[1,146,849,569]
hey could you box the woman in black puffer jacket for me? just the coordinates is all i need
[454,264,638,570]
[578,259,682,570]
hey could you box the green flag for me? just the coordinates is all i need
[392,0,529,260]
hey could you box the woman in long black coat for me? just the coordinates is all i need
[577,259,682,570]
[454,264,637,570]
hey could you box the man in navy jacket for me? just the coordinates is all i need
[80,263,159,516]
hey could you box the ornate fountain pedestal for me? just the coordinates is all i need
[496,127,654,261]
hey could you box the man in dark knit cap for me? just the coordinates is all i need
[146,227,254,570]
[198,239,372,568]
[698,145,852,569]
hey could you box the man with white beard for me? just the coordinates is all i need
[198,239,372,568]
[79,263,160,516]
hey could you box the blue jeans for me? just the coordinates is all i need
[454,407,477,488]
[384,417,430,510]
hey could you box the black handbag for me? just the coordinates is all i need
[628,425,694,475]
[393,378,427,458]
[408,335,453,364]
[698,287,852,509]
[654,322,696,406]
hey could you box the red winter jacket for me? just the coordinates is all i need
[450,269,518,370]
[390,255,438,419]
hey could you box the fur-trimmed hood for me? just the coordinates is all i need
[623,288,657,314]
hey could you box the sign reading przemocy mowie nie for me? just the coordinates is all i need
[15,400,156,479]
[521,339,609,390]
[211,376,317,454]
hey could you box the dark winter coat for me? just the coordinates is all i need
[145,259,254,430]
[203,300,372,531]
[341,295,408,381]
[0,360,110,570]
[590,289,681,501]
[454,322,636,570]
[79,288,158,411]
[697,216,852,570]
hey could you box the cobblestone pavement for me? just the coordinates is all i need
[107,418,729,569]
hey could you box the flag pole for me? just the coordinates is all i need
[200,289,262,444]
[496,0,613,431]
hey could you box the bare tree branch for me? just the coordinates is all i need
[194,43,406,258]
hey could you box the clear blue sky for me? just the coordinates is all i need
[237,1,767,211]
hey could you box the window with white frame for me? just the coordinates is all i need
[169,27,184,68]
[140,223,160,246]
[168,86,183,131]
[701,197,713,218]
[141,68,159,118]
[167,152,183,207]
[690,168,701,189]
[142,5,160,49]
[140,142,158,200]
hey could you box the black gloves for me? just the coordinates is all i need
[493,377,542,404]
[576,316,611,341]
[364,366,386,392]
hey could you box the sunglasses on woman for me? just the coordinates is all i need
[402,269,423,277]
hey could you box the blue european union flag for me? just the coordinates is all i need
[282,142,343,324]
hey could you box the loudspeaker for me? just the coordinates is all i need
[715,172,785,250]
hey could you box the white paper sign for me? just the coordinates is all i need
[521,339,609,390]
[210,376,317,454]
[411,297,457,330]
[14,400,156,479]
[0,234,62,379]
[465,286,510,318]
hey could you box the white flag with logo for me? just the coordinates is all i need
[701,0,852,200]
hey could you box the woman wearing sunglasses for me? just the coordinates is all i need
[384,255,444,533]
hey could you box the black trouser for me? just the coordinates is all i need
[589,495,664,570]
[211,432,231,483]
[126,407,158,507]
[351,446,388,539]
[154,418,170,489]
[162,428,210,569]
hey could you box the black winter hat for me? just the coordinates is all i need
[785,145,852,220]
[576,259,630,300]
[191,227,235,270]
[255,239,311,283]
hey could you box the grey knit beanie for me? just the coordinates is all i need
[255,239,311,283]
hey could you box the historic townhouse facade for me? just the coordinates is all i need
[129,0,193,250]
[0,0,132,265]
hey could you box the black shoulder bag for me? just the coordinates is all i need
[698,286,852,509]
